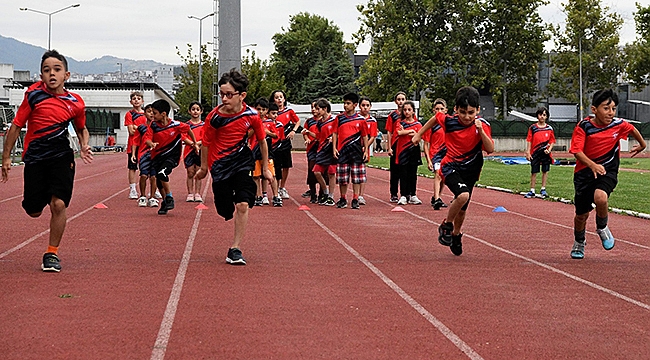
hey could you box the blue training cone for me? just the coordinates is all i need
[493,206,508,213]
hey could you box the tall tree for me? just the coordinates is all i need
[271,12,355,103]
[241,50,285,104]
[175,44,217,116]
[625,4,650,90]
[547,0,623,118]
[302,52,356,102]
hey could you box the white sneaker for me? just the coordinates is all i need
[129,188,139,199]
[137,196,147,207]
[148,198,159,207]
[186,194,194,202]
[194,194,203,202]
[154,190,162,199]
[358,196,366,205]
[261,196,270,205]
[280,188,290,199]
[397,196,408,205]
[408,195,422,205]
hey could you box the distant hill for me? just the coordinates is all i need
[0,34,170,76]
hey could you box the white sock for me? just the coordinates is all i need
[130,183,136,190]
[530,188,535,193]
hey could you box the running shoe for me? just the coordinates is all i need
[165,196,175,211]
[148,198,159,207]
[261,196,270,206]
[280,188,290,199]
[438,220,453,246]
[186,194,194,202]
[336,198,348,209]
[42,252,61,272]
[397,196,408,205]
[450,233,463,256]
[524,191,535,198]
[571,240,585,259]
[324,196,335,206]
[317,194,328,205]
[310,195,318,204]
[226,248,246,265]
[408,195,422,205]
[301,189,312,198]
[158,198,168,215]
[272,196,283,207]
[540,189,548,198]
[138,196,147,207]
[129,188,139,199]
[597,226,615,250]
[431,196,436,206]
[254,196,263,206]
[358,196,366,205]
[390,195,399,203]
[194,194,203,202]
[433,198,446,210]
[351,198,360,209]
[154,190,163,199]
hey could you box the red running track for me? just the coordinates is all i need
[0,152,648,359]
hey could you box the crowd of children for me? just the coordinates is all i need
[3,50,647,272]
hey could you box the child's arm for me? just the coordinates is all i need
[524,141,532,160]
[413,115,439,144]
[476,119,495,154]
[629,127,647,158]
[423,141,433,171]
[187,129,200,154]
[332,132,339,159]
[194,145,209,180]
[1,124,22,182]
[76,127,94,164]
[131,145,138,162]
[266,129,278,138]
[575,152,605,178]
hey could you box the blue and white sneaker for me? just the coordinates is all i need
[597,226,615,250]
[540,189,548,198]
[524,191,535,198]
[570,240,585,259]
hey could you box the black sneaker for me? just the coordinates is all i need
[324,197,335,206]
[310,195,318,204]
[318,194,328,205]
[438,220,453,246]
[301,189,312,198]
[226,248,246,265]
[351,198,360,209]
[254,196,263,206]
[158,198,169,215]
[433,198,446,210]
[450,233,463,256]
[165,196,175,210]
[431,196,436,206]
[272,196,283,207]
[390,195,399,203]
[336,198,348,208]
[42,252,61,272]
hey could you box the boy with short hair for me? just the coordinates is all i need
[143,99,198,215]
[569,89,646,259]
[524,106,555,199]
[131,103,159,207]
[251,99,281,207]
[423,98,448,210]
[1,50,93,272]
[332,93,369,209]
[414,86,494,256]
[195,69,271,265]
[358,96,377,205]
[125,91,145,199]
[313,98,337,206]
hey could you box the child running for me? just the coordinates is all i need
[125,91,145,199]
[569,89,646,259]
[524,106,555,199]
[414,86,494,256]
[1,50,93,272]
[183,101,205,202]
[132,104,159,208]
[423,98,448,209]
[358,96,378,205]
[394,100,423,205]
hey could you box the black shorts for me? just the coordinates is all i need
[22,152,75,215]
[212,170,257,221]
[275,148,293,169]
[152,156,179,183]
[530,154,552,174]
[444,171,476,211]
[127,150,138,170]
[184,151,201,168]
[574,174,617,215]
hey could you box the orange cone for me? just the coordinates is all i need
[93,203,108,209]
[195,203,209,210]
[298,205,311,211]
[391,206,406,212]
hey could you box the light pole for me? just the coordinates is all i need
[578,29,592,120]
[20,4,80,50]
[188,12,215,104]
[116,62,123,83]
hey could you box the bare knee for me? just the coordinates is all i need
[456,192,470,205]
[235,202,249,213]
[593,190,609,207]
[50,198,66,214]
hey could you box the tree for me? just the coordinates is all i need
[625,4,650,90]
[547,0,623,118]
[302,52,356,103]
[241,50,285,104]
[271,12,355,103]
[175,44,217,117]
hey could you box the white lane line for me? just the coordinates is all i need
[291,197,484,360]
[150,186,209,360]
[0,189,127,259]
[366,195,650,312]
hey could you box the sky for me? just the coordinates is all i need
[1,0,648,66]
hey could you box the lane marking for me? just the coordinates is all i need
[291,197,484,360]
[366,194,650,312]
[0,189,126,259]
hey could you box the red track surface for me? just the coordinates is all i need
[1,152,648,359]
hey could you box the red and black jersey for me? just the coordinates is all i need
[124,109,145,153]
[131,116,151,155]
[13,81,86,165]
[527,123,555,160]
[249,117,277,161]
[422,121,446,160]
[203,104,265,182]
[570,117,635,177]
[276,107,300,149]
[385,110,400,146]
[314,115,336,166]
[182,120,204,159]
[437,112,492,182]
[304,117,319,161]
[335,112,368,165]
[271,120,285,153]
[365,115,378,138]
[144,119,191,163]
[395,119,423,165]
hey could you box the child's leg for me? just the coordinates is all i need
[186,165,198,194]
[328,172,336,197]
[530,173,537,190]
[49,196,67,248]
[433,175,442,199]
[541,171,548,189]
[254,176,262,197]
[270,177,279,197]
[233,202,249,248]
[447,192,470,234]
[139,175,147,197]
[452,209,466,235]
[149,176,156,197]
[315,171,327,193]
[594,189,609,225]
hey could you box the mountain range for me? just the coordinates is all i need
[0,34,169,76]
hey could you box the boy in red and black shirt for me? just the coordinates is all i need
[1,50,93,272]
[569,89,646,259]
[301,101,322,203]
[313,98,337,206]
[414,86,494,256]
[386,91,407,202]
[358,96,377,205]
[195,69,271,265]
[524,106,555,199]
[332,93,369,209]
[125,91,145,199]
[131,104,158,208]
[423,98,448,210]
[143,100,198,215]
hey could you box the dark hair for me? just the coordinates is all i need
[130,91,144,100]
[269,90,287,107]
[535,106,548,118]
[433,98,447,108]
[315,98,331,113]
[455,86,480,109]
[359,96,372,106]
[41,49,68,72]
[144,104,152,110]
[218,68,249,93]
[591,89,619,107]
[268,103,279,112]
[343,92,360,104]
[401,100,416,119]
[152,99,171,115]
[394,91,407,101]
[188,101,203,111]
[254,97,269,109]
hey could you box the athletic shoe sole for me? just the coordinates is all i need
[226,257,247,265]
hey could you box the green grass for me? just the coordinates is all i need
[368,156,650,215]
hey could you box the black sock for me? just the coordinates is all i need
[574,229,586,243]
[596,216,608,230]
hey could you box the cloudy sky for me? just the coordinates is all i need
[1,0,647,65]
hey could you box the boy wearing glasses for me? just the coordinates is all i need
[195,69,271,265]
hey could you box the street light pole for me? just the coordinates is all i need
[188,12,215,104]
[579,36,583,120]
[116,62,123,83]
[20,4,80,50]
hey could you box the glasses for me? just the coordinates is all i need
[219,91,240,99]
